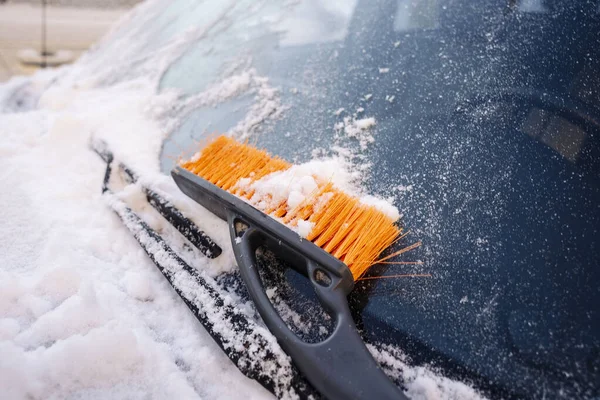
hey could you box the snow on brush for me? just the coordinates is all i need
[235,157,401,238]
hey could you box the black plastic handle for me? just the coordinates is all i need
[171,167,406,400]
[228,214,407,400]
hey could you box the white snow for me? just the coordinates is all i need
[359,195,401,222]
[236,159,355,237]
[231,76,285,140]
[0,70,270,400]
[122,271,155,301]
[295,220,315,238]
[238,159,353,207]
[185,70,253,107]
[396,184,414,193]
[173,68,284,142]
[369,344,484,400]
[234,154,401,232]
[335,116,377,150]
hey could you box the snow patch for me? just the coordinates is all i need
[360,195,401,222]
[295,220,315,238]
[369,344,487,400]
[234,155,400,233]
[335,116,377,150]
[0,69,271,400]
[122,271,155,302]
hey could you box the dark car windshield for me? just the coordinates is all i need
[155,1,600,398]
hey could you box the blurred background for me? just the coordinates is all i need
[0,0,142,82]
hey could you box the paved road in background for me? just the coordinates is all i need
[7,0,140,7]
[0,4,127,82]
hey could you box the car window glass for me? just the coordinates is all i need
[393,0,440,31]
[149,1,600,398]
[159,0,357,95]
[274,0,357,46]
[518,0,548,13]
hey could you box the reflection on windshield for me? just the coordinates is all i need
[394,0,440,31]
[518,0,548,13]
[520,108,587,162]
[274,0,357,46]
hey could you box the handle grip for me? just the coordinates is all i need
[228,213,407,400]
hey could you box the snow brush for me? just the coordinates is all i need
[172,135,409,400]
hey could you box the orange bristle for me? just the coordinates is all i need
[181,135,410,280]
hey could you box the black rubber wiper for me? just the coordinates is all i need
[91,140,319,399]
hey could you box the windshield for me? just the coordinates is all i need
[102,0,600,398]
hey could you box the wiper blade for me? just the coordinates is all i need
[91,141,319,399]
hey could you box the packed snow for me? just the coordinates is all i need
[235,157,401,231]
[0,73,271,400]
[0,0,488,399]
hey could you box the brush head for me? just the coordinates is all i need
[181,135,402,280]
